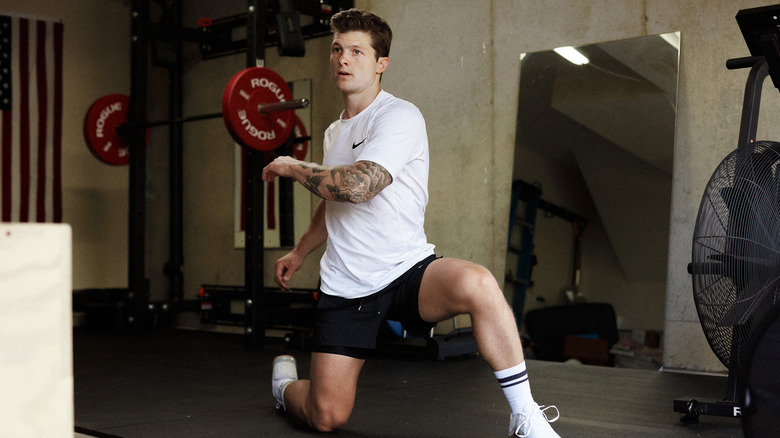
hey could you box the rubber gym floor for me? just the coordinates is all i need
[73,328,744,438]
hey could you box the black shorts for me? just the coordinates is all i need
[312,254,439,359]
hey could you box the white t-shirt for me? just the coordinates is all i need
[319,90,435,299]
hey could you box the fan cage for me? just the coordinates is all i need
[691,140,780,371]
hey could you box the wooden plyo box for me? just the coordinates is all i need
[0,224,73,437]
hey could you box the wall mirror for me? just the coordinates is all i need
[509,33,680,332]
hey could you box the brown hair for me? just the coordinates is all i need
[330,8,392,60]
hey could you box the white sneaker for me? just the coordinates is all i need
[508,403,561,438]
[272,355,298,411]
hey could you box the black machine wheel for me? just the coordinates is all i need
[680,399,700,423]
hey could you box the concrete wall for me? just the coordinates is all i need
[6,0,780,372]
[362,0,780,372]
[2,0,131,290]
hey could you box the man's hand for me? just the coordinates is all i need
[274,250,305,291]
[262,155,303,183]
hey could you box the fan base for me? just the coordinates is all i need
[673,397,742,423]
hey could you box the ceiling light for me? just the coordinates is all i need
[554,46,590,65]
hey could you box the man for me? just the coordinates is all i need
[261,8,561,438]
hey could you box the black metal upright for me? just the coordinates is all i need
[128,0,151,331]
[734,58,769,147]
[728,55,770,408]
[168,0,185,306]
[244,0,267,347]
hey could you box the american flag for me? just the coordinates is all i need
[0,14,63,223]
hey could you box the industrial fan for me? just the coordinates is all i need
[677,140,780,422]
[674,5,780,425]
[694,142,780,372]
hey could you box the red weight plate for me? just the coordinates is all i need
[292,115,309,161]
[222,67,294,151]
[83,94,132,165]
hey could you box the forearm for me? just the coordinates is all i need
[272,199,327,290]
[267,157,391,203]
[291,199,328,258]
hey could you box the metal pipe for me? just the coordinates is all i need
[258,98,309,114]
[117,97,308,133]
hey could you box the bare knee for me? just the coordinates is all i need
[300,352,363,432]
[455,264,504,308]
[307,398,352,432]
[308,410,350,432]
[420,258,510,325]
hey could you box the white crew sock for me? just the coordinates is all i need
[494,361,534,413]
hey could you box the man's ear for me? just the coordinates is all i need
[376,57,389,74]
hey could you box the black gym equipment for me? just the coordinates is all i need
[674,4,780,424]
[525,303,619,366]
[77,0,353,344]
[377,318,479,361]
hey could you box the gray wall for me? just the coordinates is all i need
[7,0,780,373]
[364,0,780,372]
[2,0,131,288]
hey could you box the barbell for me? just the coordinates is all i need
[83,67,309,166]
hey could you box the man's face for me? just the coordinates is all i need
[330,30,388,95]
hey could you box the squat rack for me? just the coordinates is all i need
[122,0,351,346]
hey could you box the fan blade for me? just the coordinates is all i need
[718,274,780,326]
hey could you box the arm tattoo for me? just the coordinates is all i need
[300,161,392,203]
[303,174,326,198]
[329,161,392,203]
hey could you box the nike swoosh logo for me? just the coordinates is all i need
[352,138,366,149]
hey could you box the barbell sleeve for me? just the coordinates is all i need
[258,98,309,115]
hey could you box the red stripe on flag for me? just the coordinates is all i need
[18,18,30,223]
[35,20,48,222]
[1,16,63,223]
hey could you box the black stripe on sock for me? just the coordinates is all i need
[497,370,528,387]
